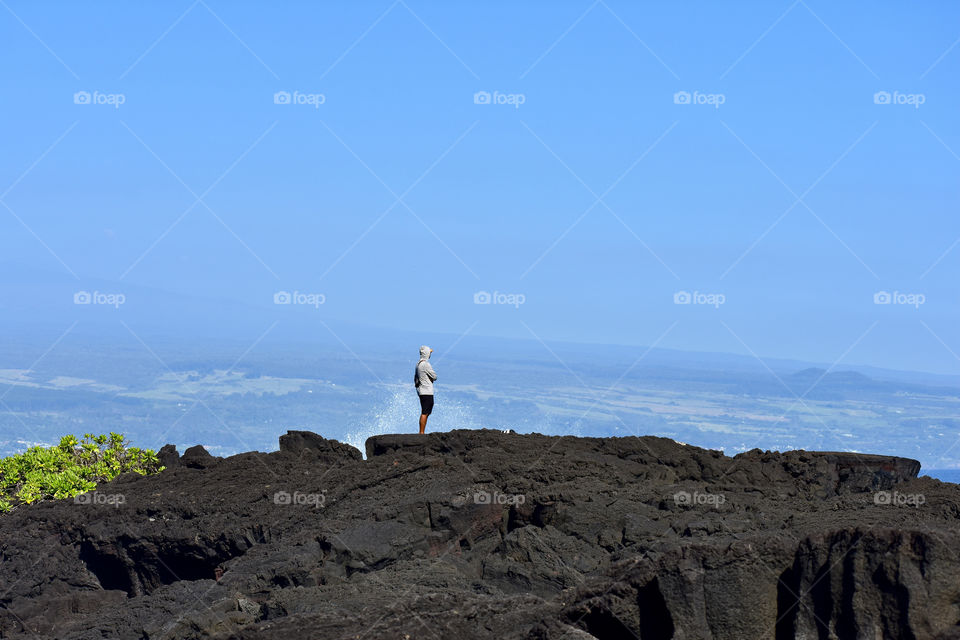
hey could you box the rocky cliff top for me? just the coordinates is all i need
[0,429,956,640]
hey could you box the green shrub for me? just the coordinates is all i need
[0,433,163,514]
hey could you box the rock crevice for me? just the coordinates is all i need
[1,429,954,640]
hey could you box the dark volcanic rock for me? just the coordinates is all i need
[157,443,180,469]
[812,450,922,489]
[279,429,363,461]
[181,444,219,469]
[0,429,955,640]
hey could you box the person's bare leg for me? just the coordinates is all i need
[419,414,427,434]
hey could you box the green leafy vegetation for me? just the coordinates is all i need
[0,433,163,514]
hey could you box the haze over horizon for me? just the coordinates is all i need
[5,7,960,637]
[2,1,959,376]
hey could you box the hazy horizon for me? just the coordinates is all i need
[3,258,960,381]
[3,2,960,475]
[2,1,959,376]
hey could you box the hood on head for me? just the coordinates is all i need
[419,345,432,359]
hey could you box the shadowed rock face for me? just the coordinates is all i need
[0,429,955,640]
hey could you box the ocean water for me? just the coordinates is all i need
[923,469,960,484]
[340,385,572,458]
[343,388,487,457]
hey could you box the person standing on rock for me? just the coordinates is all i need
[414,345,437,434]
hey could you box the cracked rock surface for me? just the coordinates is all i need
[1,429,956,639]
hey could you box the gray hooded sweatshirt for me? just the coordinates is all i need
[415,345,437,396]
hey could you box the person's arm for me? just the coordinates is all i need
[425,362,437,381]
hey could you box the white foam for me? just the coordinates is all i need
[343,387,486,458]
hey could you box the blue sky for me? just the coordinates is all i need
[2,1,958,374]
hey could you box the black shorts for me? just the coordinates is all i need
[418,394,434,416]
